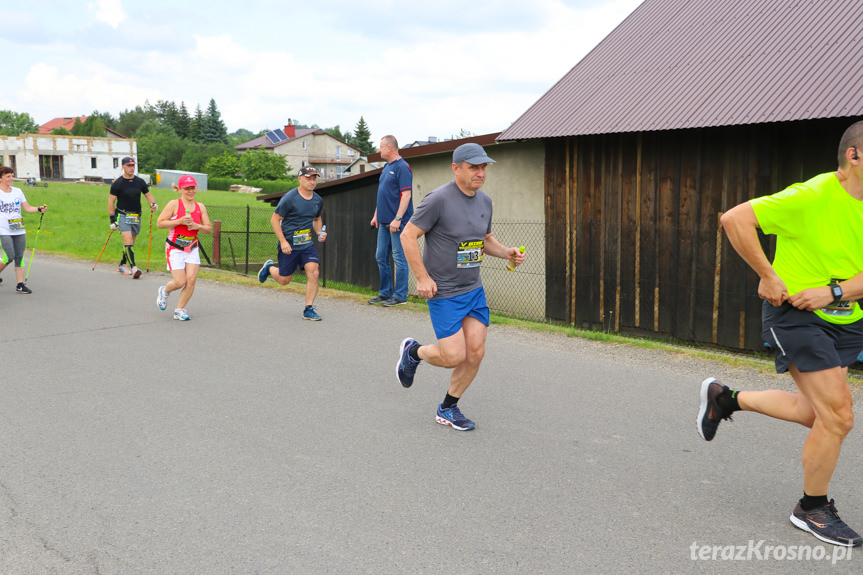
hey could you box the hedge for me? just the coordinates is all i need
[208,177,300,195]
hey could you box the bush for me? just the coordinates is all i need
[208,177,299,195]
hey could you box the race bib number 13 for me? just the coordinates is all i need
[457,240,484,268]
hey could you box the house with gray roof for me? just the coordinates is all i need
[236,123,371,180]
[499,0,863,350]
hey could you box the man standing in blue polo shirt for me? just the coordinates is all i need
[369,135,413,306]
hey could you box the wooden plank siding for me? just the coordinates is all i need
[544,117,863,351]
[263,178,381,290]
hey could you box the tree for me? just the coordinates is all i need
[50,127,72,136]
[70,117,84,135]
[239,147,288,180]
[90,109,118,131]
[325,125,351,143]
[154,100,180,132]
[204,151,242,178]
[135,119,176,139]
[179,142,235,174]
[200,98,228,144]
[189,105,204,143]
[350,116,374,155]
[176,102,191,140]
[228,128,264,147]
[116,105,157,138]
[0,110,39,136]
[137,132,185,173]
[71,116,106,137]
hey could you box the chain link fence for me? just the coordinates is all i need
[201,206,547,321]
[409,221,547,321]
[202,205,277,275]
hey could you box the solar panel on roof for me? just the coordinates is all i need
[264,129,289,144]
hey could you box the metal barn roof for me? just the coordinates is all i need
[499,0,863,140]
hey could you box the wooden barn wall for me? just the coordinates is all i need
[545,117,863,351]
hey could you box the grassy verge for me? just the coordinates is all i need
[193,264,781,375]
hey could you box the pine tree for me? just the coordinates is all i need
[201,98,228,144]
[351,116,374,155]
[176,102,191,140]
[189,105,204,142]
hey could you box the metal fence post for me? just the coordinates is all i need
[213,220,221,266]
[244,205,250,275]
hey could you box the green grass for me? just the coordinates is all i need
[19,182,264,261]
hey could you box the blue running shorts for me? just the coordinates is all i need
[428,286,490,340]
[277,243,320,277]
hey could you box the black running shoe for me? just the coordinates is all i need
[16,283,31,294]
[696,377,732,441]
[791,499,863,547]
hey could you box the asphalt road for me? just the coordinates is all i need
[2,256,863,574]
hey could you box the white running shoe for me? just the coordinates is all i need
[157,285,168,310]
[173,308,190,321]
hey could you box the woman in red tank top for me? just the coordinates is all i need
[155,175,212,320]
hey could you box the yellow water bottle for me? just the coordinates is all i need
[506,246,525,271]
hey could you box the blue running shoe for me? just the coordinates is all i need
[396,338,420,388]
[303,305,322,321]
[258,259,273,283]
[436,403,475,431]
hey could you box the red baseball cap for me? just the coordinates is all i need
[178,175,198,189]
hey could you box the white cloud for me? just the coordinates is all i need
[20,62,159,120]
[7,0,644,140]
[89,0,127,29]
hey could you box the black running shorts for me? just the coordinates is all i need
[762,301,863,373]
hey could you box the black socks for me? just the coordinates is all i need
[408,342,421,362]
[442,393,459,409]
[801,493,829,511]
[716,388,741,413]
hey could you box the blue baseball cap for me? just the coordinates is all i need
[452,143,496,165]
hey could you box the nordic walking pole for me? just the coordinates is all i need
[24,206,46,282]
[93,228,115,270]
[146,208,153,272]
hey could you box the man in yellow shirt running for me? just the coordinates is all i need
[698,120,863,548]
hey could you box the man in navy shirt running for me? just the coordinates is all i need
[258,166,327,321]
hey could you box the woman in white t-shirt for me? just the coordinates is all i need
[0,166,46,294]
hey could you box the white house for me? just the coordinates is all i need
[0,134,138,183]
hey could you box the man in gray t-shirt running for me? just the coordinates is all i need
[395,143,526,431]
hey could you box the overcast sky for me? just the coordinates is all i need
[2,0,643,143]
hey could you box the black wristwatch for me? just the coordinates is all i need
[830,280,843,303]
